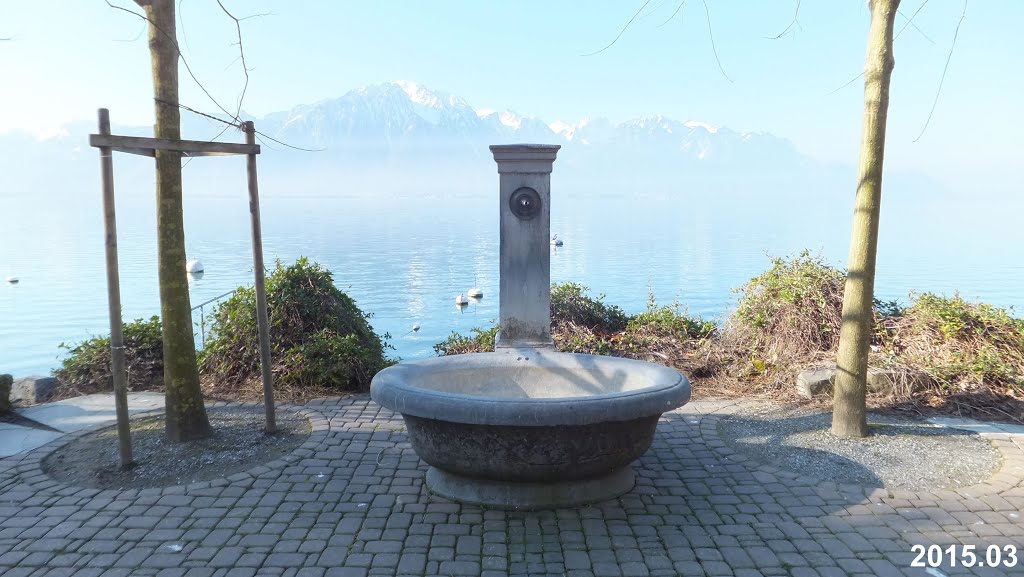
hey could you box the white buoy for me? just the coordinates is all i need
[550,234,563,247]
[467,287,483,298]
[411,323,420,332]
[4,276,18,284]
[185,259,204,273]
[455,294,469,306]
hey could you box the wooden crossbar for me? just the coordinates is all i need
[89,134,260,157]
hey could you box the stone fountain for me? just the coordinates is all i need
[370,144,691,509]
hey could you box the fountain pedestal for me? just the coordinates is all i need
[370,144,691,509]
[491,144,559,349]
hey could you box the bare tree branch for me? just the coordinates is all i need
[897,8,935,44]
[177,0,192,55]
[238,12,272,22]
[827,71,865,96]
[914,0,967,142]
[252,129,323,152]
[214,0,251,121]
[700,0,732,82]
[113,22,147,42]
[639,0,671,20]
[105,0,239,124]
[767,0,801,40]
[827,0,931,95]
[656,0,686,28]
[581,0,654,56]
[107,1,314,163]
[895,0,932,39]
[164,100,324,152]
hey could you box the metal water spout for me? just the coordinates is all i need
[490,144,560,349]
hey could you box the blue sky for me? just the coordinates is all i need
[1,1,1021,193]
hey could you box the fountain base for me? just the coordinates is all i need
[425,466,635,510]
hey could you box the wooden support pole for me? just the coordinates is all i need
[244,121,276,434]
[88,133,260,157]
[98,108,134,468]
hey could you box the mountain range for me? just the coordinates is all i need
[2,80,846,196]
[259,81,804,170]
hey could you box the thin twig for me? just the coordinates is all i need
[897,8,935,44]
[913,0,966,142]
[700,0,732,82]
[826,72,865,96]
[254,129,324,152]
[581,0,654,56]
[895,0,932,40]
[177,0,191,54]
[113,22,146,43]
[656,0,686,28]
[767,0,802,40]
[183,121,235,168]
[108,0,239,121]
[827,0,932,96]
[639,0,671,20]
[214,0,250,121]
[110,1,317,154]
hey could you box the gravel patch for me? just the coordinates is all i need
[717,404,1002,491]
[43,405,311,490]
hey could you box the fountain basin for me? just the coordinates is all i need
[370,348,690,508]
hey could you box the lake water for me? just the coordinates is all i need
[2,176,1022,377]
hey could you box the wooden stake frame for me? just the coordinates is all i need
[90,109,277,468]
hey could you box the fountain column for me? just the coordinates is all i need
[369,142,690,510]
[490,144,560,349]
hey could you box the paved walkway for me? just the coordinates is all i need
[1,395,1023,577]
[0,393,164,458]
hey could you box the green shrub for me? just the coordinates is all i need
[434,285,713,361]
[627,303,717,341]
[550,282,628,332]
[874,298,906,318]
[727,251,846,368]
[886,293,1024,390]
[200,258,391,391]
[55,316,164,393]
[909,293,1024,343]
[433,326,498,355]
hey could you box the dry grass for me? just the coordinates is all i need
[200,373,345,404]
[44,258,1024,424]
[711,251,847,395]
[704,254,1024,423]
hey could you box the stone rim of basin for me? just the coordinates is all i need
[370,348,690,427]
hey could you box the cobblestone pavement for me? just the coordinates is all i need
[1,395,1023,577]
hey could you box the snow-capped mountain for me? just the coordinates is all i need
[0,80,815,195]
[268,81,481,147]
[254,81,803,170]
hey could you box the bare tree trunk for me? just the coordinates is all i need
[832,0,900,438]
[137,0,211,441]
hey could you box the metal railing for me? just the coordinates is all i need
[191,289,236,348]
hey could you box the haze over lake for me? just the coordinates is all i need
[2,169,1021,377]
[3,80,1022,377]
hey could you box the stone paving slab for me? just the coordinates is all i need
[19,392,165,433]
[927,417,1024,437]
[0,393,165,458]
[0,424,63,459]
[0,395,1022,577]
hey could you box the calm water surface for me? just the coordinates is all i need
[1,181,1021,376]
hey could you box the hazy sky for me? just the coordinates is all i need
[1,1,1021,193]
